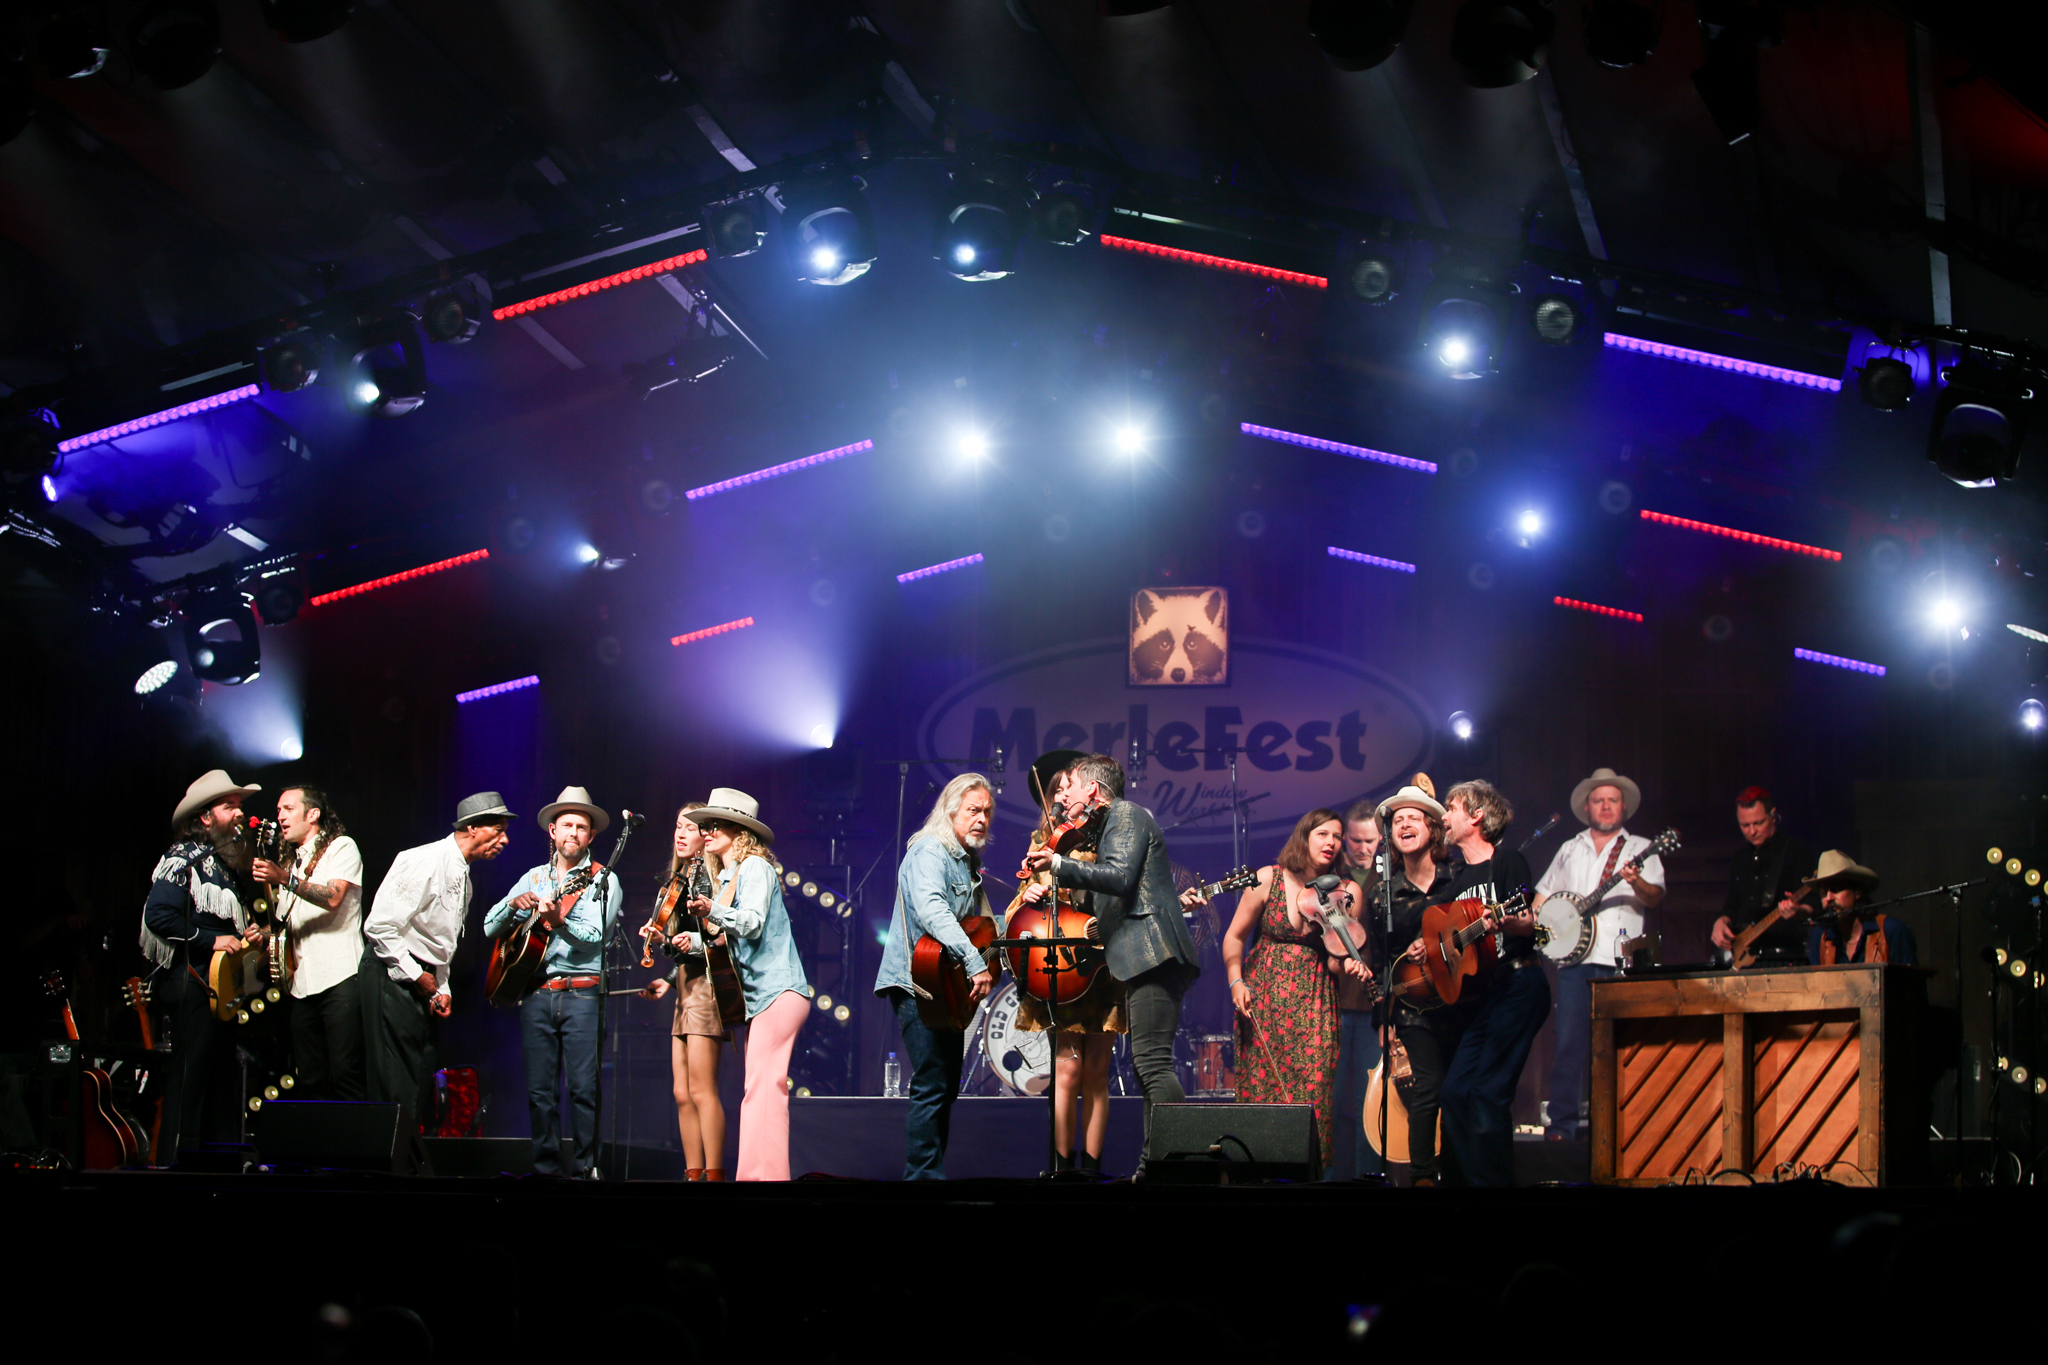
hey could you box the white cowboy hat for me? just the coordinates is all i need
[691,787,773,843]
[1378,784,1446,821]
[1804,849,1879,895]
[1571,767,1642,823]
[174,769,260,827]
[537,786,610,835]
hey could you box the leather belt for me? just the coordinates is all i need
[540,975,601,990]
[1505,955,1544,971]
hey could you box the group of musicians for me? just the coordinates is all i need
[135,755,1915,1183]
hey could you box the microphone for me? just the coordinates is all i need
[622,810,646,830]
[1517,812,1561,853]
[990,746,1006,795]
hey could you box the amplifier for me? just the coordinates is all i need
[1146,1102,1319,1183]
[254,1101,429,1175]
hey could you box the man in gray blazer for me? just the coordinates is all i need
[1023,752,1201,1153]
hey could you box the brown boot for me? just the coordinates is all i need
[703,1168,727,1182]
[685,1169,705,1182]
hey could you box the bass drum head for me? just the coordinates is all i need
[977,980,1053,1096]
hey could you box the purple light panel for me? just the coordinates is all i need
[57,384,263,453]
[1240,423,1436,474]
[1326,546,1416,574]
[684,440,874,501]
[456,674,539,704]
[1603,333,1843,392]
[896,553,984,584]
[1794,648,1885,677]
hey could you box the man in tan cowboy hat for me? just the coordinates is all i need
[484,787,622,1178]
[140,769,265,1155]
[1531,767,1666,1140]
[1802,851,1916,966]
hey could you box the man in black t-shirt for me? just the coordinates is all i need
[1710,787,1818,965]
[1436,780,1546,1187]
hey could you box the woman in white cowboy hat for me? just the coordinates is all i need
[686,788,813,1181]
[1802,851,1916,966]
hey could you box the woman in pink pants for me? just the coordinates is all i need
[688,788,813,1181]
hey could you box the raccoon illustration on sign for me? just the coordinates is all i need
[1129,587,1228,686]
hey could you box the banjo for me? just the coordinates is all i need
[1534,828,1681,966]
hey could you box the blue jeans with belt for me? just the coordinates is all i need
[1547,963,1619,1139]
[889,990,964,1180]
[1442,961,1552,1184]
[521,983,602,1176]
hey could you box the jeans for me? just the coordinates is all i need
[1332,1010,1385,1180]
[1442,963,1552,1185]
[521,984,601,1176]
[889,990,964,1180]
[289,973,364,1101]
[1547,963,1619,1138]
[1396,1007,1469,1184]
[1128,959,1194,1160]
[165,968,240,1155]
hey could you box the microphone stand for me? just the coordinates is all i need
[593,811,643,1180]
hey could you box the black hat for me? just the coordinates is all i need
[453,791,517,830]
[1028,750,1089,809]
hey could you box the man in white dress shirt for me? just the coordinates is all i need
[1531,767,1665,1141]
[252,784,366,1100]
[363,792,513,1124]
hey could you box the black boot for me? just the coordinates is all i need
[1076,1151,1101,1178]
[1052,1150,1075,1174]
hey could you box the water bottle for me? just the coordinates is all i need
[884,1052,903,1098]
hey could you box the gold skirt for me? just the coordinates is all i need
[671,967,730,1041]
[1015,973,1128,1034]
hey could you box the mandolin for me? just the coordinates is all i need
[1533,828,1681,966]
[1416,891,1532,1006]
[486,863,601,1006]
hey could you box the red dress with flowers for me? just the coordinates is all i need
[1234,871,1340,1167]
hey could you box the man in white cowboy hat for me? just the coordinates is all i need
[363,791,515,1125]
[1531,766,1666,1140]
[1802,851,1916,966]
[484,786,623,1178]
[141,769,265,1155]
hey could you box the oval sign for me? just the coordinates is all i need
[918,636,1437,847]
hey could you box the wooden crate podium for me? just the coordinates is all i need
[1589,965,1930,1185]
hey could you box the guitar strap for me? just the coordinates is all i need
[1591,834,1627,907]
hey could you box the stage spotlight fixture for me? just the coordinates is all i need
[135,660,180,696]
[1418,264,1514,378]
[259,331,321,392]
[1450,0,1554,87]
[1530,294,1581,345]
[1308,0,1411,71]
[259,0,352,43]
[1,411,60,490]
[183,593,261,685]
[130,0,222,90]
[251,574,305,625]
[934,172,1032,282]
[39,11,113,78]
[1930,364,2033,489]
[1581,0,1659,66]
[1857,355,1915,410]
[1448,711,1476,741]
[897,553,984,584]
[702,196,767,259]
[1033,184,1095,246]
[1517,510,1543,538]
[348,315,427,417]
[40,475,57,502]
[1114,425,1145,455]
[422,286,483,344]
[809,724,833,748]
[1343,249,1400,306]
[782,179,878,286]
[2022,699,2045,732]
[575,543,601,566]
[956,430,990,461]
[1927,597,1962,631]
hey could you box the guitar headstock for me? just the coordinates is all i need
[122,977,152,1010]
[1648,828,1682,859]
[43,971,66,999]
[1216,866,1258,895]
[1492,890,1531,919]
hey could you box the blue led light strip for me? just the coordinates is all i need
[1604,333,1843,392]
[1240,423,1436,474]
[1793,648,1885,676]
[455,674,540,704]
[896,553,984,583]
[1326,546,1416,574]
[684,440,875,501]
[57,384,264,453]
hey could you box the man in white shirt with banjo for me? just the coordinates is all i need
[1530,767,1666,1142]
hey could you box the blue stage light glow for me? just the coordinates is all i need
[1326,546,1417,574]
[57,383,264,453]
[1242,423,1436,474]
[684,440,875,501]
[1604,333,1843,392]
[897,553,985,583]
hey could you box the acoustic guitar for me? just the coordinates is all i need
[912,912,1001,1031]
[45,974,143,1169]
[1729,884,1813,970]
[486,863,601,1005]
[673,861,747,1027]
[1417,891,1532,1006]
[121,977,164,1165]
[1361,1032,1441,1163]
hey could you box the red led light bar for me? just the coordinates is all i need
[492,249,710,321]
[310,550,490,607]
[1554,597,1644,623]
[1639,509,1842,561]
[670,616,755,647]
[1100,235,1327,289]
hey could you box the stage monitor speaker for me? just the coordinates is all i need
[1146,1102,1318,1183]
[255,1101,430,1175]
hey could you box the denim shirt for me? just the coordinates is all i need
[873,835,988,998]
[712,856,812,1019]
[482,852,623,980]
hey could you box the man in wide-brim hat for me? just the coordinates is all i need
[1802,850,1916,966]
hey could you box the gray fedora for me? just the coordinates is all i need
[453,791,517,830]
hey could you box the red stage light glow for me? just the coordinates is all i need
[491,250,710,321]
[1554,597,1644,623]
[670,616,755,647]
[309,550,490,607]
[1638,509,1842,561]
[1099,235,1327,289]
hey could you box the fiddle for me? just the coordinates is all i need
[1293,875,1374,979]
[639,874,684,968]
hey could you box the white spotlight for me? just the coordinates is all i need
[575,544,601,566]
[134,661,179,696]
[809,724,834,748]
[1448,710,1475,741]
[810,246,840,274]
[1517,510,1542,538]
[280,737,303,761]
[953,244,977,266]
[40,475,57,503]
[352,380,381,406]
[957,430,989,460]
[2023,699,2046,732]
[1438,336,1472,368]
[1929,598,1962,630]
[1114,425,1144,455]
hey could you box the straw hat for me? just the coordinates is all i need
[1379,784,1446,821]
[691,787,773,843]
[173,769,260,827]
[1571,767,1642,823]
[1804,850,1879,895]
[537,786,610,835]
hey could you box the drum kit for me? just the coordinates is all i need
[962,980,1237,1098]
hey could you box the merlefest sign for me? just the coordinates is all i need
[918,629,1436,846]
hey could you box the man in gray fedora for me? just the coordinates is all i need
[363,792,514,1128]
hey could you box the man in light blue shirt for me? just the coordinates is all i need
[485,786,622,1178]
[874,773,995,1179]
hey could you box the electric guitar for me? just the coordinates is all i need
[486,863,601,1005]
[1728,884,1814,970]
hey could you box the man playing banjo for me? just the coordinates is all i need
[1530,767,1666,1142]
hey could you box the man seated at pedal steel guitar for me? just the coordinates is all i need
[252,784,367,1101]
[483,787,623,1179]
[1530,768,1665,1142]
[140,770,265,1156]
[1709,786,1817,966]
[1801,851,1917,966]
[872,773,996,1180]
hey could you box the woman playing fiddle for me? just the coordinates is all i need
[1221,807,1370,1176]
[638,802,729,1181]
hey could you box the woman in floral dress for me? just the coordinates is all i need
[1221,807,1367,1172]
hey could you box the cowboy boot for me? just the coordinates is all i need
[1052,1150,1075,1174]
[1076,1151,1101,1176]
[685,1169,705,1182]
[704,1168,727,1181]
